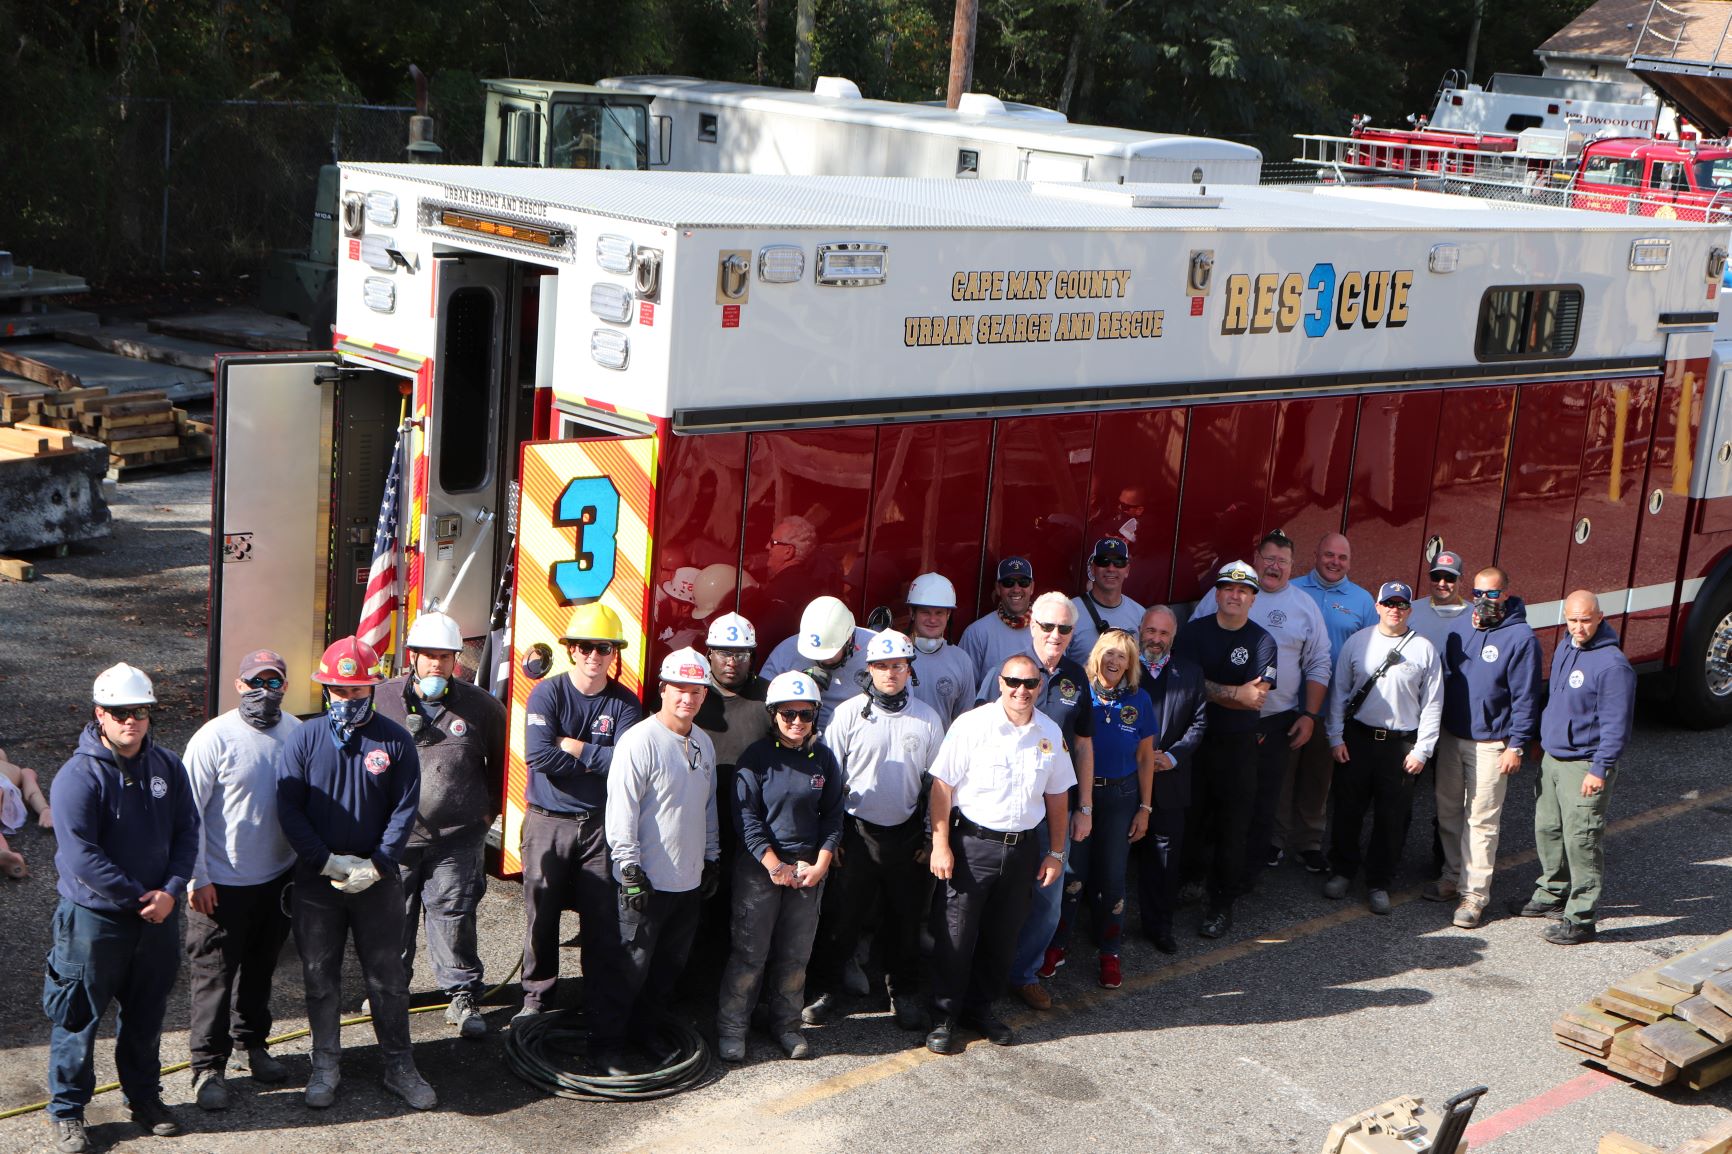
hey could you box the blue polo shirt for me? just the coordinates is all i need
[1294,570,1378,669]
[1090,685,1158,779]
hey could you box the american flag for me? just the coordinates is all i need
[357,428,407,651]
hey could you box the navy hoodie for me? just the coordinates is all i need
[1440,596,1542,747]
[51,723,200,914]
[1541,620,1637,779]
[277,710,420,875]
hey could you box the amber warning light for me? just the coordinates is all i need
[438,209,567,249]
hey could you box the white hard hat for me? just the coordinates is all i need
[864,629,916,663]
[658,646,712,687]
[405,611,464,652]
[796,595,856,661]
[93,663,156,706]
[907,572,957,609]
[766,670,822,706]
[705,612,757,649]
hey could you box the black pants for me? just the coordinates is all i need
[1247,710,1299,873]
[929,822,1038,1021]
[1181,731,1257,911]
[1329,724,1419,889]
[1133,807,1187,935]
[602,888,700,1048]
[184,871,292,1072]
[809,813,931,1000]
[519,809,623,1026]
[291,863,410,1064]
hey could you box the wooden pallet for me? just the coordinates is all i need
[0,381,210,477]
[1601,1119,1732,1154]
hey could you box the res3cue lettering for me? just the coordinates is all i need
[1220,265,1414,337]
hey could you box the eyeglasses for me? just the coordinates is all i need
[1471,588,1503,600]
[1000,675,1041,689]
[1093,557,1128,569]
[104,706,152,722]
[1257,554,1292,568]
[575,641,617,656]
[999,577,1032,589]
[711,649,752,661]
[776,708,817,724]
[1034,620,1074,635]
[243,676,285,690]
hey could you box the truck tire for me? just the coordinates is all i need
[1673,580,1732,729]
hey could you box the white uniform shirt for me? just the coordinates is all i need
[605,716,719,893]
[1192,583,1331,715]
[929,701,1078,833]
[1066,593,1146,664]
[761,626,876,730]
[1326,627,1445,759]
[908,641,977,729]
[822,694,945,826]
[959,613,1030,685]
[182,709,302,887]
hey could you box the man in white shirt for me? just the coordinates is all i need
[1067,537,1146,663]
[181,649,302,1110]
[1323,582,1443,915]
[925,654,1075,1056]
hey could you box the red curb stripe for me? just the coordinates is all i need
[1463,1070,1620,1147]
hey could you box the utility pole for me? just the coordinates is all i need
[946,0,978,108]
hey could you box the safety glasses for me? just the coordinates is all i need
[243,675,285,690]
[104,706,153,722]
[575,641,617,656]
[998,578,1032,589]
[1000,675,1041,690]
[711,649,752,661]
[1034,620,1074,635]
[776,708,817,724]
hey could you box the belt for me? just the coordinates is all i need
[953,812,1029,845]
[528,804,591,820]
[1348,719,1417,742]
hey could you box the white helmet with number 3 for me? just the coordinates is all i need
[766,671,823,706]
[864,629,916,664]
[795,596,856,661]
[705,612,757,649]
[906,572,957,610]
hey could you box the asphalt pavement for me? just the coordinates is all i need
[0,472,1728,1153]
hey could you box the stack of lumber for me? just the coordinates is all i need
[1554,929,1732,1090]
[0,420,78,460]
[1,385,211,477]
[1600,1118,1732,1154]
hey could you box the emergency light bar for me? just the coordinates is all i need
[435,208,569,251]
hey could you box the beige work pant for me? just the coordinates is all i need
[1434,732,1510,901]
[1274,727,1333,854]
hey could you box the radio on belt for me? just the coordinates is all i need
[1319,1086,1486,1154]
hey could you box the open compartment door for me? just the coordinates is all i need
[209,353,339,718]
[500,435,659,875]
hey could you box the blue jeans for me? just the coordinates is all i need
[1055,775,1139,957]
[1010,817,1068,986]
[43,899,181,1118]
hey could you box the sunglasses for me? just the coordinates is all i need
[1472,589,1503,600]
[999,577,1032,588]
[1093,557,1129,569]
[1034,620,1074,635]
[1000,675,1042,690]
[575,641,617,656]
[1429,572,1458,583]
[243,675,285,690]
[1381,601,1412,611]
[104,706,153,722]
[776,708,817,724]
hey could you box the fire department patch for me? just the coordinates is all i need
[1268,609,1287,627]
[1039,738,1053,755]
[1058,679,1078,702]
[450,718,468,737]
[1568,670,1585,689]
[338,657,359,678]
[150,776,167,799]
[810,774,825,790]
[1119,705,1139,726]
[364,749,390,775]
[1481,645,1499,663]
[1230,646,1249,665]
[593,715,615,736]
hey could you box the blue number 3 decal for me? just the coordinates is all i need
[551,476,620,604]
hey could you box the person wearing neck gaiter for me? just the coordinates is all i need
[960,556,1039,681]
[180,649,303,1111]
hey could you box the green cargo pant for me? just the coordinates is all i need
[1530,754,1615,927]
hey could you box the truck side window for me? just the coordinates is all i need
[1475,286,1582,362]
[438,288,497,492]
[499,106,538,167]
[1503,114,1544,133]
[1581,155,1641,188]
[699,113,719,143]
[1654,162,1690,193]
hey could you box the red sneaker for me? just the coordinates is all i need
[1098,955,1122,989]
[1037,946,1066,979]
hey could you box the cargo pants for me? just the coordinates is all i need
[1529,753,1614,927]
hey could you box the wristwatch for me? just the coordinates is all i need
[1137,803,1153,813]
[1078,805,1093,816]
[1045,849,1065,861]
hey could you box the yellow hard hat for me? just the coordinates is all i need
[559,603,627,647]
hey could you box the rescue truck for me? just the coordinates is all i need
[208,166,1732,874]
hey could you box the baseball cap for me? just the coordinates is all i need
[1430,551,1463,578]
[997,556,1034,583]
[1378,581,1414,605]
[238,648,287,680]
[1092,537,1130,564]
[1214,560,1260,591]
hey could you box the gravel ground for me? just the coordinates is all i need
[0,474,1728,1153]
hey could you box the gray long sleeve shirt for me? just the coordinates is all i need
[1326,627,1444,759]
[182,710,300,887]
[605,716,720,892]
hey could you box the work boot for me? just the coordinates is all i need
[778,1031,813,1060]
[925,1018,964,1056]
[128,1097,183,1136]
[304,1057,341,1109]
[1507,896,1565,919]
[233,1046,289,1084]
[1542,919,1597,946]
[1453,896,1487,929]
[1367,889,1392,916]
[966,1011,1014,1046]
[1014,982,1052,1011]
[1037,946,1066,979]
[717,1035,746,1062]
[890,990,930,1033]
[50,1117,89,1153]
[445,990,486,1039]
[510,1001,543,1030]
[1322,875,1351,900]
[1421,879,1458,903]
[192,1068,231,1111]
[801,991,839,1025]
[382,1060,437,1110]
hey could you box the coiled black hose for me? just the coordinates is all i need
[503,1009,718,1101]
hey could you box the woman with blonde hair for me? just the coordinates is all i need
[1049,629,1157,989]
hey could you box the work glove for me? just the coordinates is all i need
[699,859,720,900]
[620,863,653,913]
[320,853,366,881]
[334,861,381,894]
